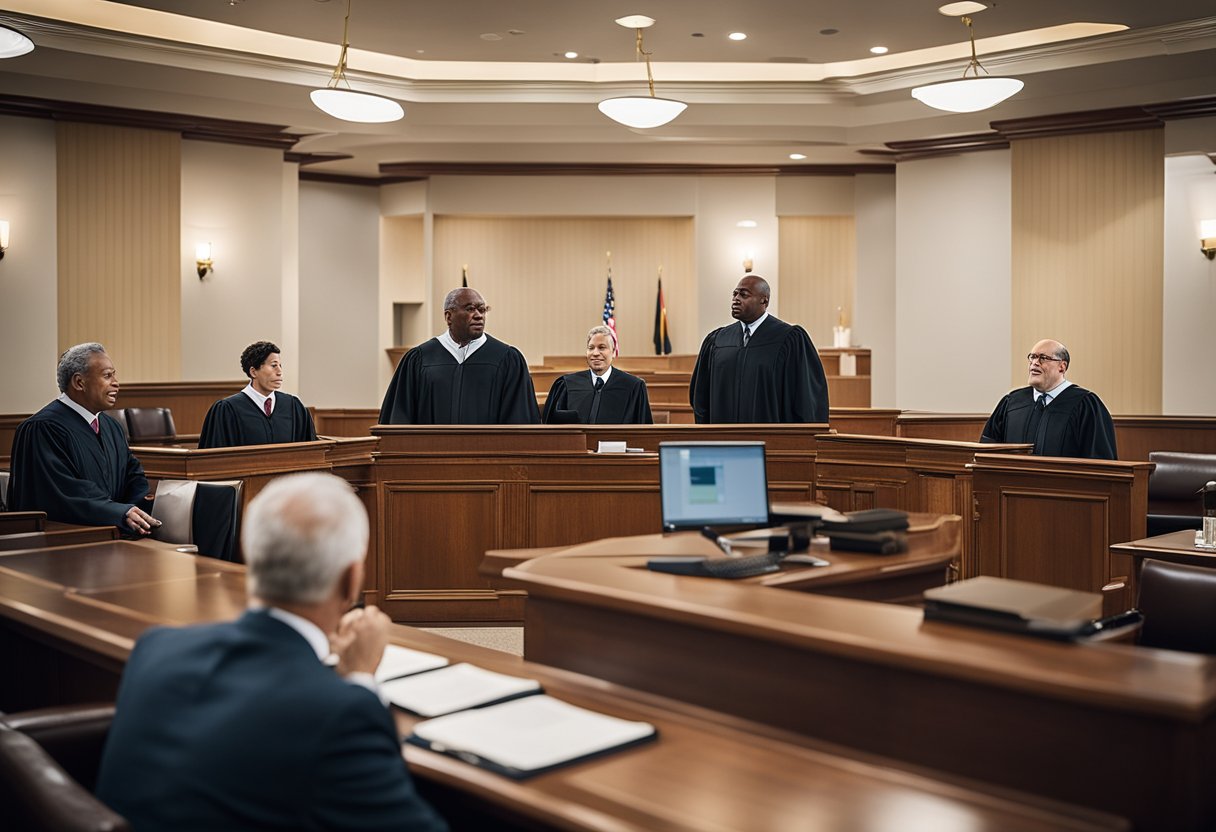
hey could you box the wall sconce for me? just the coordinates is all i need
[742,251,754,273]
[1201,220,1216,261]
[0,220,9,261]
[195,242,213,279]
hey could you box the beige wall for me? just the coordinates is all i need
[57,123,181,383]
[896,151,1013,413]
[778,216,856,346]
[431,216,696,363]
[854,174,897,408]
[299,181,381,408]
[180,142,291,383]
[1011,129,1164,414]
[0,117,60,412]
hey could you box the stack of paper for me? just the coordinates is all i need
[382,663,541,717]
[374,644,449,683]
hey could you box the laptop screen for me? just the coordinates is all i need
[658,441,769,531]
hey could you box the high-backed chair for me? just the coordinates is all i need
[151,479,244,562]
[1136,558,1216,654]
[0,469,9,511]
[0,704,129,832]
[102,409,129,442]
[123,407,177,443]
[1147,451,1216,536]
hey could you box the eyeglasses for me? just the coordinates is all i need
[1027,353,1064,364]
[460,304,490,314]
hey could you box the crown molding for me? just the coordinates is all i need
[876,133,1010,162]
[377,162,895,178]
[0,93,301,149]
[298,170,422,187]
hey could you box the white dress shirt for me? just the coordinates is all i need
[437,330,487,364]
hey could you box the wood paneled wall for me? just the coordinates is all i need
[432,216,694,362]
[1011,129,1164,414]
[56,123,182,382]
[778,216,856,345]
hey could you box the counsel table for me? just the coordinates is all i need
[0,540,1121,832]
[1110,529,1216,571]
[507,537,1216,832]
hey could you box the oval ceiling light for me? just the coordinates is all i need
[311,0,405,123]
[938,2,987,15]
[869,46,888,55]
[728,32,747,41]
[0,25,34,58]
[597,97,687,129]
[564,51,579,58]
[911,76,1023,112]
[736,220,758,228]
[310,88,404,122]
[599,16,687,129]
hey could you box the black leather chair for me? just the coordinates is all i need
[123,407,177,443]
[0,704,129,832]
[151,479,244,562]
[1147,452,1216,537]
[1136,558,1216,654]
[101,409,129,442]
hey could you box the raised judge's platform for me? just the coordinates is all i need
[0,539,1125,832]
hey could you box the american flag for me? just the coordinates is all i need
[602,274,619,356]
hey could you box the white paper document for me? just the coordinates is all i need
[382,663,541,717]
[374,644,450,683]
[411,694,657,774]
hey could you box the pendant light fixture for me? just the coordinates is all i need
[598,16,687,129]
[911,15,1023,113]
[0,25,34,59]
[310,0,404,123]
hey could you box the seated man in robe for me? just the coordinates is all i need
[981,339,1117,459]
[198,341,317,449]
[689,275,829,423]
[8,342,158,534]
[379,287,540,425]
[542,325,653,424]
[97,473,447,832]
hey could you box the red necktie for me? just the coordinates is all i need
[90,417,99,434]
[264,398,272,417]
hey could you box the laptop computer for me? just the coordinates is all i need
[658,441,769,531]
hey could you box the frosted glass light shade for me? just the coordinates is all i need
[597,96,687,129]
[0,25,34,58]
[911,76,1023,112]
[310,88,404,123]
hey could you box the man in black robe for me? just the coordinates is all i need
[379,288,540,425]
[542,325,653,424]
[8,342,157,533]
[981,339,1117,459]
[689,275,829,424]
[199,341,318,449]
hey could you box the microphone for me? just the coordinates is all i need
[700,526,736,556]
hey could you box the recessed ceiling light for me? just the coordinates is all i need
[788,153,807,160]
[479,33,502,41]
[869,46,888,55]
[728,32,747,41]
[564,51,579,58]
[736,220,758,228]
[938,2,987,16]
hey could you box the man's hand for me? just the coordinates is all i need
[330,605,390,677]
[124,505,160,535]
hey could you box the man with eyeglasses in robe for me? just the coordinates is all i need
[981,339,1117,459]
[379,287,540,425]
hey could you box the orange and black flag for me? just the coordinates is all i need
[652,272,672,355]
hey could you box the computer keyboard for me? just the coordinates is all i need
[647,551,784,579]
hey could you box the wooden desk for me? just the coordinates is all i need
[507,544,1216,832]
[0,540,1123,832]
[483,513,960,605]
[1111,530,1216,571]
[0,511,47,534]
[0,522,117,552]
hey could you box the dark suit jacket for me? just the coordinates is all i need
[96,610,447,832]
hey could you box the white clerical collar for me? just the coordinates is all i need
[741,311,770,335]
[263,606,331,663]
[437,330,487,364]
[241,383,275,412]
[57,393,100,425]
[589,367,613,385]
[1035,379,1072,404]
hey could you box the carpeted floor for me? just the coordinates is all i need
[417,627,523,656]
